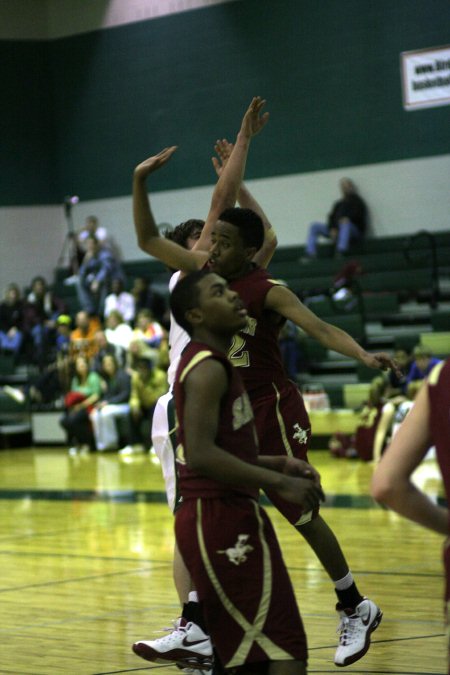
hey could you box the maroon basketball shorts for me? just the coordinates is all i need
[250,381,318,526]
[175,495,307,669]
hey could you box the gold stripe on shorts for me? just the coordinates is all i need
[196,498,294,667]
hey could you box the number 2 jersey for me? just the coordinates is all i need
[227,265,289,398]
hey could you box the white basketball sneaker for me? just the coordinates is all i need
[133,618,213,671]
[334,598,383,666]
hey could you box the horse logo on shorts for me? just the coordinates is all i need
[217,534,253,566]
[293,423,309,445]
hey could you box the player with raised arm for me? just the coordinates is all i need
[135,269,324,674]
[133,98,274,672]
[131,104,400,666]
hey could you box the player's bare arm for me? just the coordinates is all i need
[183,360,323,510]
[133,146,207,272]
[194,96,270,253]
[372,382,449,535]
[212,138,277,268]
[265,284,401,375]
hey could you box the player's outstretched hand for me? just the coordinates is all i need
[362,351,402,378]
[211,138,234,177]
[277,475,325,511]
[134,146,178,180]
[240,96,269,138]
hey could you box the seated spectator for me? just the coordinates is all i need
[90,354,131,452]
[119,354,168,456]
[131,308,165,349]
[23,276,66,366]
[59,355,102,455]
[130,276,167,324]
[77,216,109,252]
[383,348,412,398]
[405,345,442,399]
[91,330,126,371]
[329,379,386,461]
[55,314,72,355]
[104,310,134,353]
[304,178,368,259]
[76,235,124,315]
[104,278,135,324]
[5,314,74,408]
[70,311,102,361]
[0,284,24,357]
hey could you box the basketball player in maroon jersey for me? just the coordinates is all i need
[135,269,324,673]
[132,108,400,666]
[372,358,450,674]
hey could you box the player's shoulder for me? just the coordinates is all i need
[179,343,226,383]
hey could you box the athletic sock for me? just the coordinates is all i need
[181,601,208,633]
[334,572,364,610]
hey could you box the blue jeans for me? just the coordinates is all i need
[77,277,109,315]
[306,220,363,257]
[0,329,23,354]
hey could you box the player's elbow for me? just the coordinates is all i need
[371,472,397,506]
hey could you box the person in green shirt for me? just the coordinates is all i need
[60,355,102,455]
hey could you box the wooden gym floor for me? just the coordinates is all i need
[0,446,446,675]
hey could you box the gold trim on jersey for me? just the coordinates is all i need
[195,498,294,667]
[428,360,445,386]
[179,350,213,383]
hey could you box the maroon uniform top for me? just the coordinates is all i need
[428,358,450,519]
[228,266,288,397]
[174,340,259,501]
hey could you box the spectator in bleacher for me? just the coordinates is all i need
[405,345,442,399]
[69,310,102,362]
[130,276,167,324]
[329,378,386,462]
[118,353,168,456]
[76,234,124,316]
[104,310,134,354]
[91,330,126,371]
[383,348,412,397]
[78,215,108,247]
[60,355,103,455]
[0,284,24,357]
[90,354,131,452]
[23,276,66,367]
[303,178,368,259]
[104,278,135,324]
[130,308,166,349]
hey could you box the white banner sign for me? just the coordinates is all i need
[401,45,450,110]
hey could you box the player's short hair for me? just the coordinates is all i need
[164,219,205,248]
[218,207,264,251]
[170,270,213,335]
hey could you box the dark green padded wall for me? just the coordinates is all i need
[1,40,54,204]
[2,0,450,205]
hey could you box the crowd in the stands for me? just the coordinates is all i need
[0,216,170,456]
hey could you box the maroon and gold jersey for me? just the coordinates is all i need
[228,266,288,397]
[428,358,450,516]
[174,340,259,500]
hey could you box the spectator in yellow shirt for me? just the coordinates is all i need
[119,354,168,455]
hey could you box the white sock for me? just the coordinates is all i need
[334,571,354,591]
[188,591,199,603]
